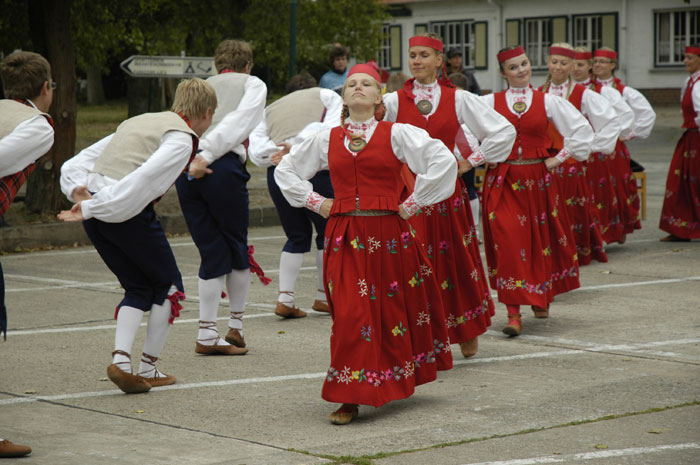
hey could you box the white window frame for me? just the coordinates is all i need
[430,20,477,69]
[573,15,602,50]
[378,24,402,71]
[655,9,700,66]
[524,17,552,69]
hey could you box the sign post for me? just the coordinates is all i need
[120,55,216,78]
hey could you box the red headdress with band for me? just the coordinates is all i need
[574,51,592,60]
[549,46,575,59]
[497,45,526,63]
[593,49,617,60]
[408,35,444,53]
[347,61,381,83]
[685,46,700,57]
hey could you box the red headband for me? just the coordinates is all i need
[347,62,381,83]
[409,36,444,52]
[497,46,525,63]
[549,46,575,59]
[574,51,592,60]
[593,49,617,60]
[686,46,700,56]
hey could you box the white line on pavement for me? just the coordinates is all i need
[462,442,700,465]
[0,340,695,406]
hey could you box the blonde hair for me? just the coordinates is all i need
[171,78,217,119]
[340,75,385,126]
[214,39,253,73]
[542,42,575,92]
[575,46,593,66]
[0,51,51,100]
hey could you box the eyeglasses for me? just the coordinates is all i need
[48,81,57,90]
[593,59,613,65]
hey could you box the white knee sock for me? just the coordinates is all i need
[138,288,176,377]
[316,250,326,302]
[113,306,144,373]
[226,269,250,332]
[197,276,227,344]
[470,198,480,228]
[278,251,303,304]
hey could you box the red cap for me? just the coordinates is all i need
[686,46,700,56]
[574,51,592,60]
[409,36,444,53]
[549,46,575,59]
[347,61,381,83]
[497,46,525,63]
[593,49,617,60]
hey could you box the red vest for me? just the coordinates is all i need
[327,122,403,215]
[494,90,551,159]
[395,82,460,151]
[682,76,699,129]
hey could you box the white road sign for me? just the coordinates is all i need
[120,55,216,78]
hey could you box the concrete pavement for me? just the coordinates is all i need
[0,106,698,464]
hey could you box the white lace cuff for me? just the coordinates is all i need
[402,194,420,217]
[555,148,570,163]
[305,191,327,214]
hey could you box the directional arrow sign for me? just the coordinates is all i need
[120,55,216,78]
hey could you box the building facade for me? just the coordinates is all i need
[379,0,700,103]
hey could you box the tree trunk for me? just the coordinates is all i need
[25,0,77,213]
[86,64,105,105]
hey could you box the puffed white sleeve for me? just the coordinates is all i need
[581,89,621,154]
[692,82,700,127]
[60,134,114,201]
[390,123,457,212]
[455,89,516,166]
[274,129,330,213]
[320,88,344,127]
[622,86,656,139]
[0,116,54,178]
[382,91,399,122]
[247,111,276,168]
[198,75,267,164]
[600,86,635,139]
[79,131,192,222]
[545,94,594,162]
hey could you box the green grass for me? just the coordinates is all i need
[75,101,128,152]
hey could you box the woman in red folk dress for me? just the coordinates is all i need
[592,47,656,244]
[659,44,700,241]
[383,34,516,358]
[539,43,621,265]
[572,47,636,245]
[480,46,594,336]
[275,63,455,425]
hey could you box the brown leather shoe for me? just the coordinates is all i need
[311,299,330,313]
[195,342,248,355]
[660,234,690,242]
[502,313,522,337]
[107,364,152,394]
[0,439,31,458]
[531,305,549,318]
[274,301,307,318]
[142,372,177,387]
[329,404,359,425]
[459,337,478,358]
[224,328,246,347]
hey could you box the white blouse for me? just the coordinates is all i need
[597,77,656,139]
[0,104,54,178]
[383,81,515,167]
[273,117,457,216]
[60,131,193,223]
[682,70,700,127]
[480,87,594,161]
[199,74,267,164]
[542,80,621,154]
[248,88,343,167]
